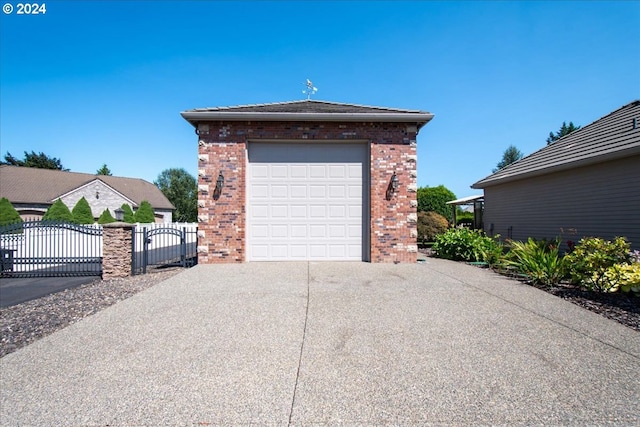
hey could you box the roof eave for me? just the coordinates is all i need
[471,145,640,189]
[180,111,434,129]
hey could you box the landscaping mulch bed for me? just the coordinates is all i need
[536,282,639,332]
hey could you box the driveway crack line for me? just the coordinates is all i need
[426,265,640,361]
[288,261,310,426]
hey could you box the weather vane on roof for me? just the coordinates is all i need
[302,79,318,100]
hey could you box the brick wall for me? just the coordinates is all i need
[196,121,417,263]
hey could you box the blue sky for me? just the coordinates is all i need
[1,1,639,199]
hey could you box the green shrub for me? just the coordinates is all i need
[0,197,22,226]
[42,199,74,223]
[600,263,640,294]
[456,211,474,226]
[71,197,95,224]
[504,238,566,287]
[120,204,135,223]
[97,209,116,224]
[134,200,155,223]
[564,237,632,292]
[417,211,449,244]
[432,227,502,264]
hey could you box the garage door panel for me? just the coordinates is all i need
[290,185,307,198]
[271,205,288,218]
[329,205,346,218]
[271,185,288,198]
[248,143,365,261]
[290,166,307,179]
[252,205,268,218]
[271,165,288,178]
[309,205,326,217]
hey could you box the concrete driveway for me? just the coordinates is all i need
[1,259,638,425]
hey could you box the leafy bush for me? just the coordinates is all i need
[134,200,155,223]
[417,185,456,222]
[417,211,449,244]
[120,204,135,223]
[42,199,74,223]
[600,263,640,294]
[504,238,566,287]
[432,227,502,264]
[564,237,632,292]
[71,197,95,224]
[0,197,22,226]
[97,209,116,224]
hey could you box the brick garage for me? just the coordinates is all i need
[181,100,433,263]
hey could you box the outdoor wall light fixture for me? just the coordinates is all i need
[114,207,124,221]
[95,191,99,199]
[213,171,224,200]
[385,173,399,200]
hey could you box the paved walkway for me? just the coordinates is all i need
[1,259,638,425]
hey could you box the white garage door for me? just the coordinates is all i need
[247,142,368,261]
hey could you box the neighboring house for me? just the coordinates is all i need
[181,99,434,263]
[472,100,640,250]
[0,166,175,223]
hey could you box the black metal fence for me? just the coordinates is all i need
[0,220,103,278]
[131,224,197,275]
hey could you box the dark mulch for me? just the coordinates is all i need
[535,282,639,331]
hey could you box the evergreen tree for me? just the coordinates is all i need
[1,151,68,170]
[134,200,155,223]
[121,203,135,223]
[96,164,112,175]
[493,145,524,172]
[43,199,74,223]
[546,121,581,145]
[0,197,22,226]
[97,209,116,224]
[71,197,95,224]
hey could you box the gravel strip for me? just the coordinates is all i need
[0,268,182,358]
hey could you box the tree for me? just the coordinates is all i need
[71,197,95,224]
[97,209,116,224]
[154,168,197,222]
[134,200,155,223]
[546,121,581,145]
[96,164,112,175]
[42,199,74,222]
[120,204,135,223]
[493,145,524,173]
[1,151,68,170]
[417,185,456,222]
[0,198,22,226]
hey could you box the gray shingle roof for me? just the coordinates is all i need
[472,100,640,189]
[181,99,434,128]
[187,100,426,114]
[0,166,174,210]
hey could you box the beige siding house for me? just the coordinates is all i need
[472,100,640,250]
[0,166,175,222]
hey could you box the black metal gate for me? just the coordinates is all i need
[131,224,197,275]
[0,220,103,278]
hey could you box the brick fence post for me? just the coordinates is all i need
[102,222,133,279]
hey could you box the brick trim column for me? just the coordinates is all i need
[102,222,133,278]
